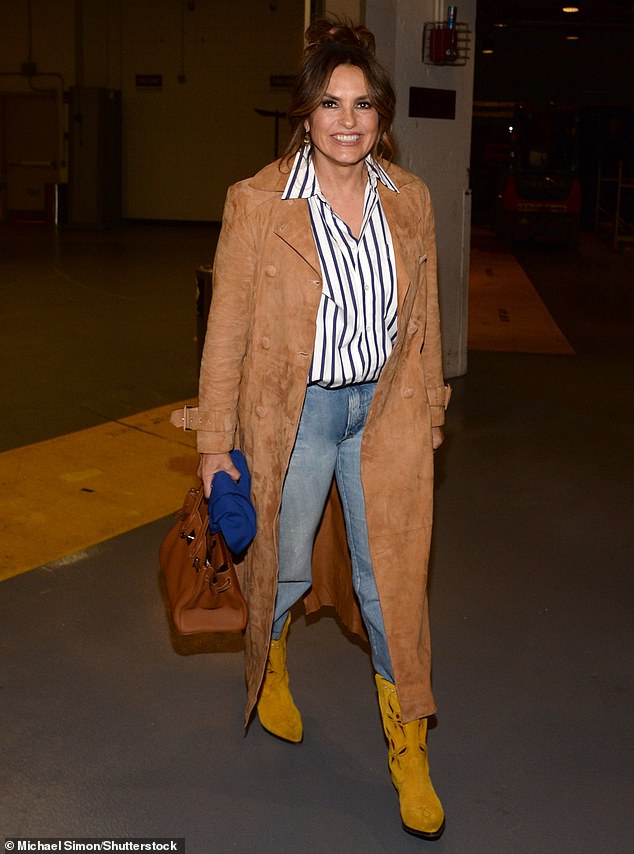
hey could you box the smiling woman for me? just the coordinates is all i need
[302,65,380,236]
[285,19,396,162]
[305,65,379,169]
[181,17,451,843]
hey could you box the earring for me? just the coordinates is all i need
[303,130,311,146]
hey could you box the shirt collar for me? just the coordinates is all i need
[281,145,399,200]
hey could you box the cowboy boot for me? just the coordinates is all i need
[257,615,303,743]
[375,674,445,839]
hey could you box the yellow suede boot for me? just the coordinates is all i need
[375,674,445,840]
[257,616,303,743]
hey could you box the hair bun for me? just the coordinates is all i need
[304,18,376,57]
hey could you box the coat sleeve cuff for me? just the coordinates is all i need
[428,384,451,428]
[427,383,452,409]
[196,431,235,454]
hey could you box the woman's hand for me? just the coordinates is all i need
[432,426,444,452]
[197,452,241,499]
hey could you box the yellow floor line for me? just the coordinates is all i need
[0,400,199,581]
[469,248,575,355]
[2,248,571,584]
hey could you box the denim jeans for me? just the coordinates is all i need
[272,382,394,682]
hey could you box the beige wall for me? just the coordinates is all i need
[0,0,472,373]
[119,1,305,219]
[323,0,363,22]
[0,0,305,221]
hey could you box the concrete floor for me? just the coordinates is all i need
[1,223,633,853]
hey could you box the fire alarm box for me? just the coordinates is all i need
[423,21,470,65]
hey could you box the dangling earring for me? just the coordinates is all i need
[303,129,311,146]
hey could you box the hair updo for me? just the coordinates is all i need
[283,19,396,163]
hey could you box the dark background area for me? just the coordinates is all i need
[471,0,634,231]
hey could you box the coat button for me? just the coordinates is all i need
[407,321,418,335]
[265,265,277,277]
[261,337,271,349]
[403,387,415,398]
[255,405,266,417]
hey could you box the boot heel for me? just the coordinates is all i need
[375,674,445,839]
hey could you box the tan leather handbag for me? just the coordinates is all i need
[160,484,248,634]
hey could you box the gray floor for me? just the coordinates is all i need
[1,223,633,853]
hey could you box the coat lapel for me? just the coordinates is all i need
[379,182,419,329]
[251,160,423,305]
[273,201,321,277]
[249,160,321,276]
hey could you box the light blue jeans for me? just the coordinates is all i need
[272,382,394,682]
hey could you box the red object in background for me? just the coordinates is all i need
[501,175,581,215]
[429,26,457,63]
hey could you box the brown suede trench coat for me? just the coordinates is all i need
[194,157,450,726]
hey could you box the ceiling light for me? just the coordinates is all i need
[562,6,580,12]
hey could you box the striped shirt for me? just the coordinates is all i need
[282,146,399,388]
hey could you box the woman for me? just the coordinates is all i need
[178,19,450,841]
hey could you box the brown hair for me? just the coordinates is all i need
[283,19,396,163]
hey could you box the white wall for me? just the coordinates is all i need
[313,0,473,376]
[366,0,475,376]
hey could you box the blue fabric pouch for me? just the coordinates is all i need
[208,449,257,555]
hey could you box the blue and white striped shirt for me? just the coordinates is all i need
[282,146,399,388]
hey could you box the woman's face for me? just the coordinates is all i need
[305,63,380,172]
